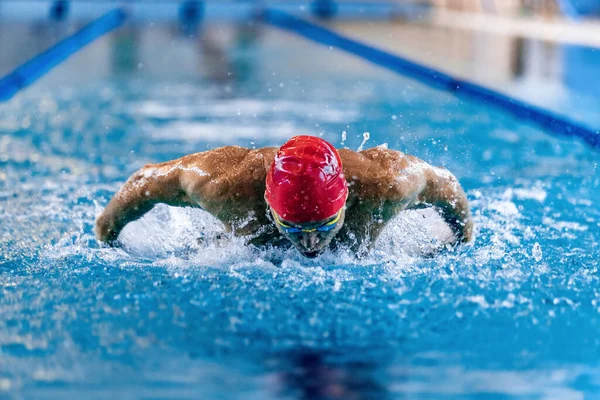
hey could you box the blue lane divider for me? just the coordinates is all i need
[0,1,409,23]
[0,8,127,102]
[262,9,600,149]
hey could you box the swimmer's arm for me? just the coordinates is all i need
[95,161,203,245]
[411,165,473,243]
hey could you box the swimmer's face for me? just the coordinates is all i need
[271,208,346,258]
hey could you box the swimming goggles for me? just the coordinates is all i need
[273,209,342,234]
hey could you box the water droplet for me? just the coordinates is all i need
[357,132,370,152]
[532,242,542,262]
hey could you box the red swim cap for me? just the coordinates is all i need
[266,135,348,223]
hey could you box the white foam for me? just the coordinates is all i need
[37,178,551,291]
[489,200,520,216]
[387,363,586,398]
[466,295,490,308]
[542,218,588,232]
[511,188,548,202]
[532,242,543,261]
[87,201,458,270]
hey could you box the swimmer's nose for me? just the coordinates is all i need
[300,234,319,250]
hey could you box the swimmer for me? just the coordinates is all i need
[95,136,473,258]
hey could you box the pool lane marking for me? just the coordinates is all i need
[262,9,600,149]
[0,8,127,102]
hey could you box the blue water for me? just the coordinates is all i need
[1,28,600,399]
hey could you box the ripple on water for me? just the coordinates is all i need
[0,77,599,398]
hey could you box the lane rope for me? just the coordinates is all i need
[0,8,127,102]
[262,9,600,148]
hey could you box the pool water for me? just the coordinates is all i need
[1,23,600,399]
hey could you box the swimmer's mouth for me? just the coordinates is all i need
[301,250,322,258]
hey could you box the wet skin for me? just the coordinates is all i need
[95,145,473,257]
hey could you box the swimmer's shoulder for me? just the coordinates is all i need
[227,146,278,183]
[340,145,427,177]
[339,146,429,201]
[174,146,278,207]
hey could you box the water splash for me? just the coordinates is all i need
[1,77,599,398]
[532,242,543,261]
[357,131,370,152]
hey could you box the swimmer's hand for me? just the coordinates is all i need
[94,213,121,247]
[443,209,473,244]
[414,164,473,246]
[462,217,474,243]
